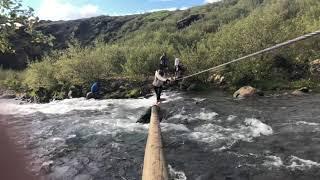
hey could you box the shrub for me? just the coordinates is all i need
[24,58,57,91]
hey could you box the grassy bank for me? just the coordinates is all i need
[1,0,320,101]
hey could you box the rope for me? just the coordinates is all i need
[176,30,320,81]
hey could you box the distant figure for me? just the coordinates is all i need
[152,69,171,104]
[159,53,169,72]
[86,81,100,99]
[91,82,99,95]
[174,57,183,79]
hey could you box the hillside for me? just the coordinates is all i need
[1,0,320,102]
[0,0,261,69]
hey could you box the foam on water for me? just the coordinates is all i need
[296,121,320,126]
[0,97,155,115]
[188,118,273,149]
[263,156,283,168]
[262,155,320,171]
[170,108,219,123]
[288,156,320,170]
[169,165,187,180]
[244,118,273,137]
[161,123,190,132]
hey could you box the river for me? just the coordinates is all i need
[1,90,320,180]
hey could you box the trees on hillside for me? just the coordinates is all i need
[0,0,53,53]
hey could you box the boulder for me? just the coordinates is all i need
[0,94,16,99]
[137,107,164,124]
[291,87,310,96]
[40,161,54,175]
[17,93,30,101]
[187,83,198,91]
[68,90,73,99]
[208,74,226,85]
[233,86,257,98]
[310,59,320,77]
[177,14,204,29]
[86,92,94,99]
[68,85,82,98]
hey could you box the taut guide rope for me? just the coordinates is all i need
[176,30,320,81]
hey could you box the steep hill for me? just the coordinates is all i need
[0,0,263,69]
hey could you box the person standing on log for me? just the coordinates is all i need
[152,69,171,104]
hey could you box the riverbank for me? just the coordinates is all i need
[1,76,320,103]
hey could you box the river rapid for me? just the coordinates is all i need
[1,90,320,180]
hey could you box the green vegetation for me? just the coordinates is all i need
[0,0,53,53]
[1,0,320,101]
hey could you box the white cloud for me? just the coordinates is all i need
[37,0,102,20]
[147,7,178,13]
[204,0,222,4]
[179,7,189,10]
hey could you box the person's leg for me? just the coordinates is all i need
[154,86,160,102]
[158,86,163,101]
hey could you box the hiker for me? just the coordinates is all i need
[153,69,171,104]
[91,81,100,96]
[159,53,169,72]
[174,57,183,79]
[86,81,100,99]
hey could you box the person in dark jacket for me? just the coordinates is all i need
[159,53,169,71]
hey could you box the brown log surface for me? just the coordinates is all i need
[142,106,169,180]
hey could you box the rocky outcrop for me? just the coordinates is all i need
[0,15,142,69]
[208,74,225,85]
[0,89,16,99]
[291,87,310,96]
[177,14,204,29]
[233,86,261,98]
[68,85,83,99]
[310,59,320,77]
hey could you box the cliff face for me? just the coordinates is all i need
[0,15,144,69]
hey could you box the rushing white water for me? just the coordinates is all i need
[263,156,284,168]
[263,155,320,170]
[2,91,318,180]
[1,94,274,150]
[169,165,187,180]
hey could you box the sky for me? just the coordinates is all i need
[23,0,221,21]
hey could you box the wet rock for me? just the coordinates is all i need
[110,81,121,90]
[187,83,198,91]
[137,107,152,123]
[310,59,320,77]
[291,87,310,96]
[208,74,226,85]
[86,92,94,99]
[68,85,82,98]
[233,86,258,98]
[119,85,127,92]
[137,107,165,123]
[0,94,16,99]
[40,161,54,175]
[68,90,73,99]
[17,92,30,101]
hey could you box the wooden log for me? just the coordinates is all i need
[142,106,169,180]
